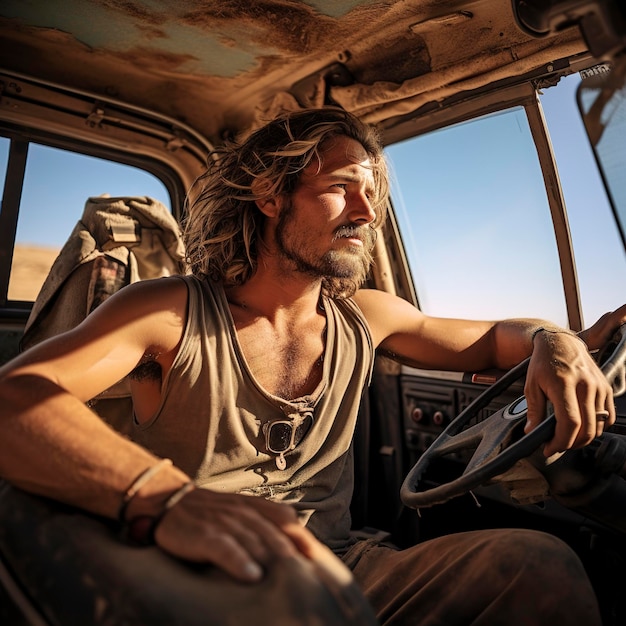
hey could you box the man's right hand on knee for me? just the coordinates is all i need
[151,488,326,583]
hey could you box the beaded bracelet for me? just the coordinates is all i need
[124,481,196,545]
[117,458,173,523]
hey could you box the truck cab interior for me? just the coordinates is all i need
[1,1,626,624]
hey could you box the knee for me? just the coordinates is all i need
[478,528,586,590]
[488,528,585,581]
[135,551,378,626]
[480,529,601,624]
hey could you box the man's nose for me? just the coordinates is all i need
[349,191,376,225]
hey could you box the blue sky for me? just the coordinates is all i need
[386,73,626,327]
[541,75,626,325]
[9,148,171,248]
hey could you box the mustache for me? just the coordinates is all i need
[332,224,376,246]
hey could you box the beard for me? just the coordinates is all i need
[274,199,375,297]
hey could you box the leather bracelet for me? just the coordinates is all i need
[117,458,173,523]
[123,481,196,545]
[162,481,196,511]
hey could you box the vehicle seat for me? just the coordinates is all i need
[20,195,186,432]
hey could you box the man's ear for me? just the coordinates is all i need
[251,178,283,217]
[255,195,282,218]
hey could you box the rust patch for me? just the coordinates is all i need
[118,46,199,73]
[135,23,167,41]
[180,0,331,55]
[96,0,167,26]
[2,1,558,147]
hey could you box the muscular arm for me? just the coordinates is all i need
[0,277,190,515]
[355,289,626,457]
[354,288,541,371]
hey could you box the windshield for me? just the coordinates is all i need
[386,73,626,328]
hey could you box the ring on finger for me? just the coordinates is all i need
[596,410,610,422]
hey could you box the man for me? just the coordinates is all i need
[0,107,624,625]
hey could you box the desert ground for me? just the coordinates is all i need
[10,245,60,302]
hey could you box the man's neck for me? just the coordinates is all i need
[225,222,334,316]
[224,271,323,322]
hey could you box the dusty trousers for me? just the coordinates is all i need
[343,528,601,626]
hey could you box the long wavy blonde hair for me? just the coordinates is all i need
[183,107,390,298]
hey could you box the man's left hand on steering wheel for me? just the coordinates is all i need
[525,327,616,458]
[400,315,626,510]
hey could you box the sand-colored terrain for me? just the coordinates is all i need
[9,245,60,302]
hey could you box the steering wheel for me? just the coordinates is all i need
[400,324,626,509]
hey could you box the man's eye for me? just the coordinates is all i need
[333,183,347,190]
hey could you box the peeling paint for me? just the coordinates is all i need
[0,0,588,145]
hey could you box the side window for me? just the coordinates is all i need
[386,75,626,329]
[539,74,626,328]
[6,142,171,303]
[386,107,568,325]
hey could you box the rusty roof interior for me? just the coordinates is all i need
[0,0,591,145]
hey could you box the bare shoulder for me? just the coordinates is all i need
[28,275,190,361]
[0,276,192,400]
[110,274,189,300]
[105,275,189,312]
[353,288,401,309]
[353,288,423,317]
[352,288,426,345]
[82,276,190,347]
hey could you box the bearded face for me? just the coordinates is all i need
[274,197,376,294]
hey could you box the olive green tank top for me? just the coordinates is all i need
[130,276,374,550]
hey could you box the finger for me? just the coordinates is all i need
[233,497,318,557]
[155,515,265,583]
[608,400,617,425]
[595,410,609,438]
[281,520,322,559]
[523,379,547,435]
[201,531,266,582]
[543,388,581,457]
[594,397,615,438]
[573,379,599,447]
[290,526,356,588]
[155,492,316,583]
[217,514,284,566]
[235,502,303,560]
[583,377,615,439]
[603,386,617,428]
[238,496,325,558]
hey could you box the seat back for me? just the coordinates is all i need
[21,195,186,430]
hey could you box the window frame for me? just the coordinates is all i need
[381,79,586,331]
[0,123,188,317]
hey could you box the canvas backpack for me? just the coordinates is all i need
[21,195,186,431]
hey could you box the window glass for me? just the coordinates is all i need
[386,107,567,324]
[8,143,171,302]
[0,136,9,194]
[540,74,626,328]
